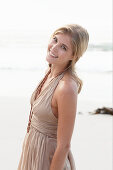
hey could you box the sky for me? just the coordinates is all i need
[0,0,112,44]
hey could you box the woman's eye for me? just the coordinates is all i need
[61,45,66,51]
[53,37,57,42]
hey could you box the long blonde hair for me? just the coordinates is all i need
[48,24,89,94]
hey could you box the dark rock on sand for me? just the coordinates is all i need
[89,107,113,115]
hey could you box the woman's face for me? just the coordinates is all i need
[46,33,74,66]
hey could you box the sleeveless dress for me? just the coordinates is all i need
[17,68,76,170]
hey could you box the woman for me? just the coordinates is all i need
[18,24,89,170]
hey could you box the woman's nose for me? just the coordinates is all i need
[50,44,58,52]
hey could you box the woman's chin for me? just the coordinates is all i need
[46,55,55,64]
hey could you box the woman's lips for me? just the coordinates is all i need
[49,51,58,58]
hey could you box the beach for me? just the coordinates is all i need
[0,0,112,168]
[0,69,112,170]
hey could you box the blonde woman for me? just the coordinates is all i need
[18,24,89,170]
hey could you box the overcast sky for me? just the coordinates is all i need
[0,0,112,44]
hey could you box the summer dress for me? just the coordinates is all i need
[17,67,76,170]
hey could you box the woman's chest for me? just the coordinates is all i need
[35,79,59,118]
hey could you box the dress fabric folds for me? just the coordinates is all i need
[17,69,76,170]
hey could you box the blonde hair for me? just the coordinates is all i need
[48,24,89,94]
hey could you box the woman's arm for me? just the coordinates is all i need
[50,145,70,170]
[50,80,78,170]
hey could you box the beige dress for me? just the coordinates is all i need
[17,68,76,170]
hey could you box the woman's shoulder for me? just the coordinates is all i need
[57,72,78,95]
[54,72,78,106]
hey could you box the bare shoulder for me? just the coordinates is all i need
[58,73,78,93]
[56,73,78,99]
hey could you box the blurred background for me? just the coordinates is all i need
[0,0,112,170]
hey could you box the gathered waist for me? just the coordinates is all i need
[30,117,57,139]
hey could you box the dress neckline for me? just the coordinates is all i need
[32,65,71,106]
